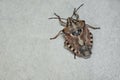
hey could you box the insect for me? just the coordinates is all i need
[49,4,100,59]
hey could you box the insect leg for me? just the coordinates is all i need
[53,13,66,26]
[50,30,63,40]
[74,53,76,59]
[86,24,100,29]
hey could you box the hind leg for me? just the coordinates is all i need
[86,24,100,29]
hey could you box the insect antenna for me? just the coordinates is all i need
[71,3,84,18]
[75,3,84,12]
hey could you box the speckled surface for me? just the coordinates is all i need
[0,0,120,80]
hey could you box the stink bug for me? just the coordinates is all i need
[49,4,100,59]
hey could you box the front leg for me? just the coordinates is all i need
[49,13,66,27]
[54,13,66,27]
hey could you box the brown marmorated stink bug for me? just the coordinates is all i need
[49,4,100,59]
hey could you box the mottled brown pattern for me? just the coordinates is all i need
[49,4,100,59]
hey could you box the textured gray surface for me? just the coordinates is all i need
[0,0,120,80]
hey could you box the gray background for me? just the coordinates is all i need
[0,0,120,80]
